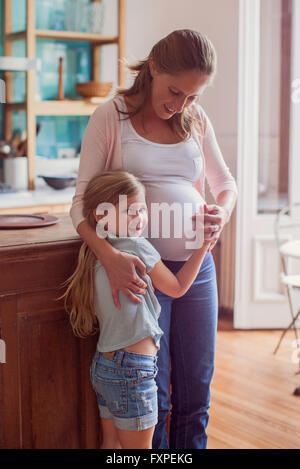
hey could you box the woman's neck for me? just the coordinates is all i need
[124,92,160,124]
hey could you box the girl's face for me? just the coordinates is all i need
[118,191,148,237]
[148,64,209,120]
[93,190,148,238]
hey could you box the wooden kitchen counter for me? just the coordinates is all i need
[0,213,220,448]
[0,212,80,249]
[0,213,101,449]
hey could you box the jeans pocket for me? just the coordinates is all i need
[94,375,128,415]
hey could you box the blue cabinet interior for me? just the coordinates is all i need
[0,0,100,158]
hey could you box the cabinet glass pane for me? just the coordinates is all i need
[36,40,91,100]
[36,115,89,158]
[36,0,90,32]
[11,41,26,102]
[12,0,26,32]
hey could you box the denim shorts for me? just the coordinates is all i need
[90,349,158,431]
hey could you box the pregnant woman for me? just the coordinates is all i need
[70,29,238,449]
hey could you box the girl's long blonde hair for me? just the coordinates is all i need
[59,170,145,338]
[117,29,217,140]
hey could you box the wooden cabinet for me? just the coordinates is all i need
[0,214,101,448]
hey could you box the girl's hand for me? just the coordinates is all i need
[191,204,228,252]
[103,250,148,310]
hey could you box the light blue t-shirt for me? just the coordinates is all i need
[94,234,163,352]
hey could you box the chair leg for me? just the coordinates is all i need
[273,308,300,363]
[273,283,300,355]
[273,328,289,355]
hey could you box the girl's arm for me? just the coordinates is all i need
[148,242,210,298]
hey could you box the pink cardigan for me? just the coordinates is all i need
[70,97,238,230]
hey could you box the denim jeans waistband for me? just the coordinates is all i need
[161,251,212,272]
[95,349,158,369]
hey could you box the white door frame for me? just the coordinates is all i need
[234,0,300,328]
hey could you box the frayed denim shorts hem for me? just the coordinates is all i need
[99,405,158,431]
[90,349,158,431]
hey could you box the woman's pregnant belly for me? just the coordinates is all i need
[141,179,205,261]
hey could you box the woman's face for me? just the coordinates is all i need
[93,190,148,238]
[149,64,210,120]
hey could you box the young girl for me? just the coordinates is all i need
[61,169,209,450]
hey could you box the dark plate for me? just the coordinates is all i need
[0,214,59,229]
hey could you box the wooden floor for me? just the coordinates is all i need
[207,315,300,449]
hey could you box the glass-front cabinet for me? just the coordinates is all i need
[2,0,125,189]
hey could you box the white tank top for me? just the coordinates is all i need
[116,95,205,261]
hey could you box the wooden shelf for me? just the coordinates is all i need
[4,102,26,111]
[34,99,106,116]
[6,97,111,116]
[5,30,26,41]
[6,30,119,45]
[36,30,119,44]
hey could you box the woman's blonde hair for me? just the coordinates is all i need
[117,29,217,140]
[58,170,145,338]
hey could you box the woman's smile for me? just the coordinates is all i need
[164,104,176,115]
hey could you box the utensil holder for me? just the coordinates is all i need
[3,157,28,190]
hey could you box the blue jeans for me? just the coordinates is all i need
[152,252,218,449]
[90,350,158,431]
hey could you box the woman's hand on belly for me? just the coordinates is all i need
[103,250,148,309]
